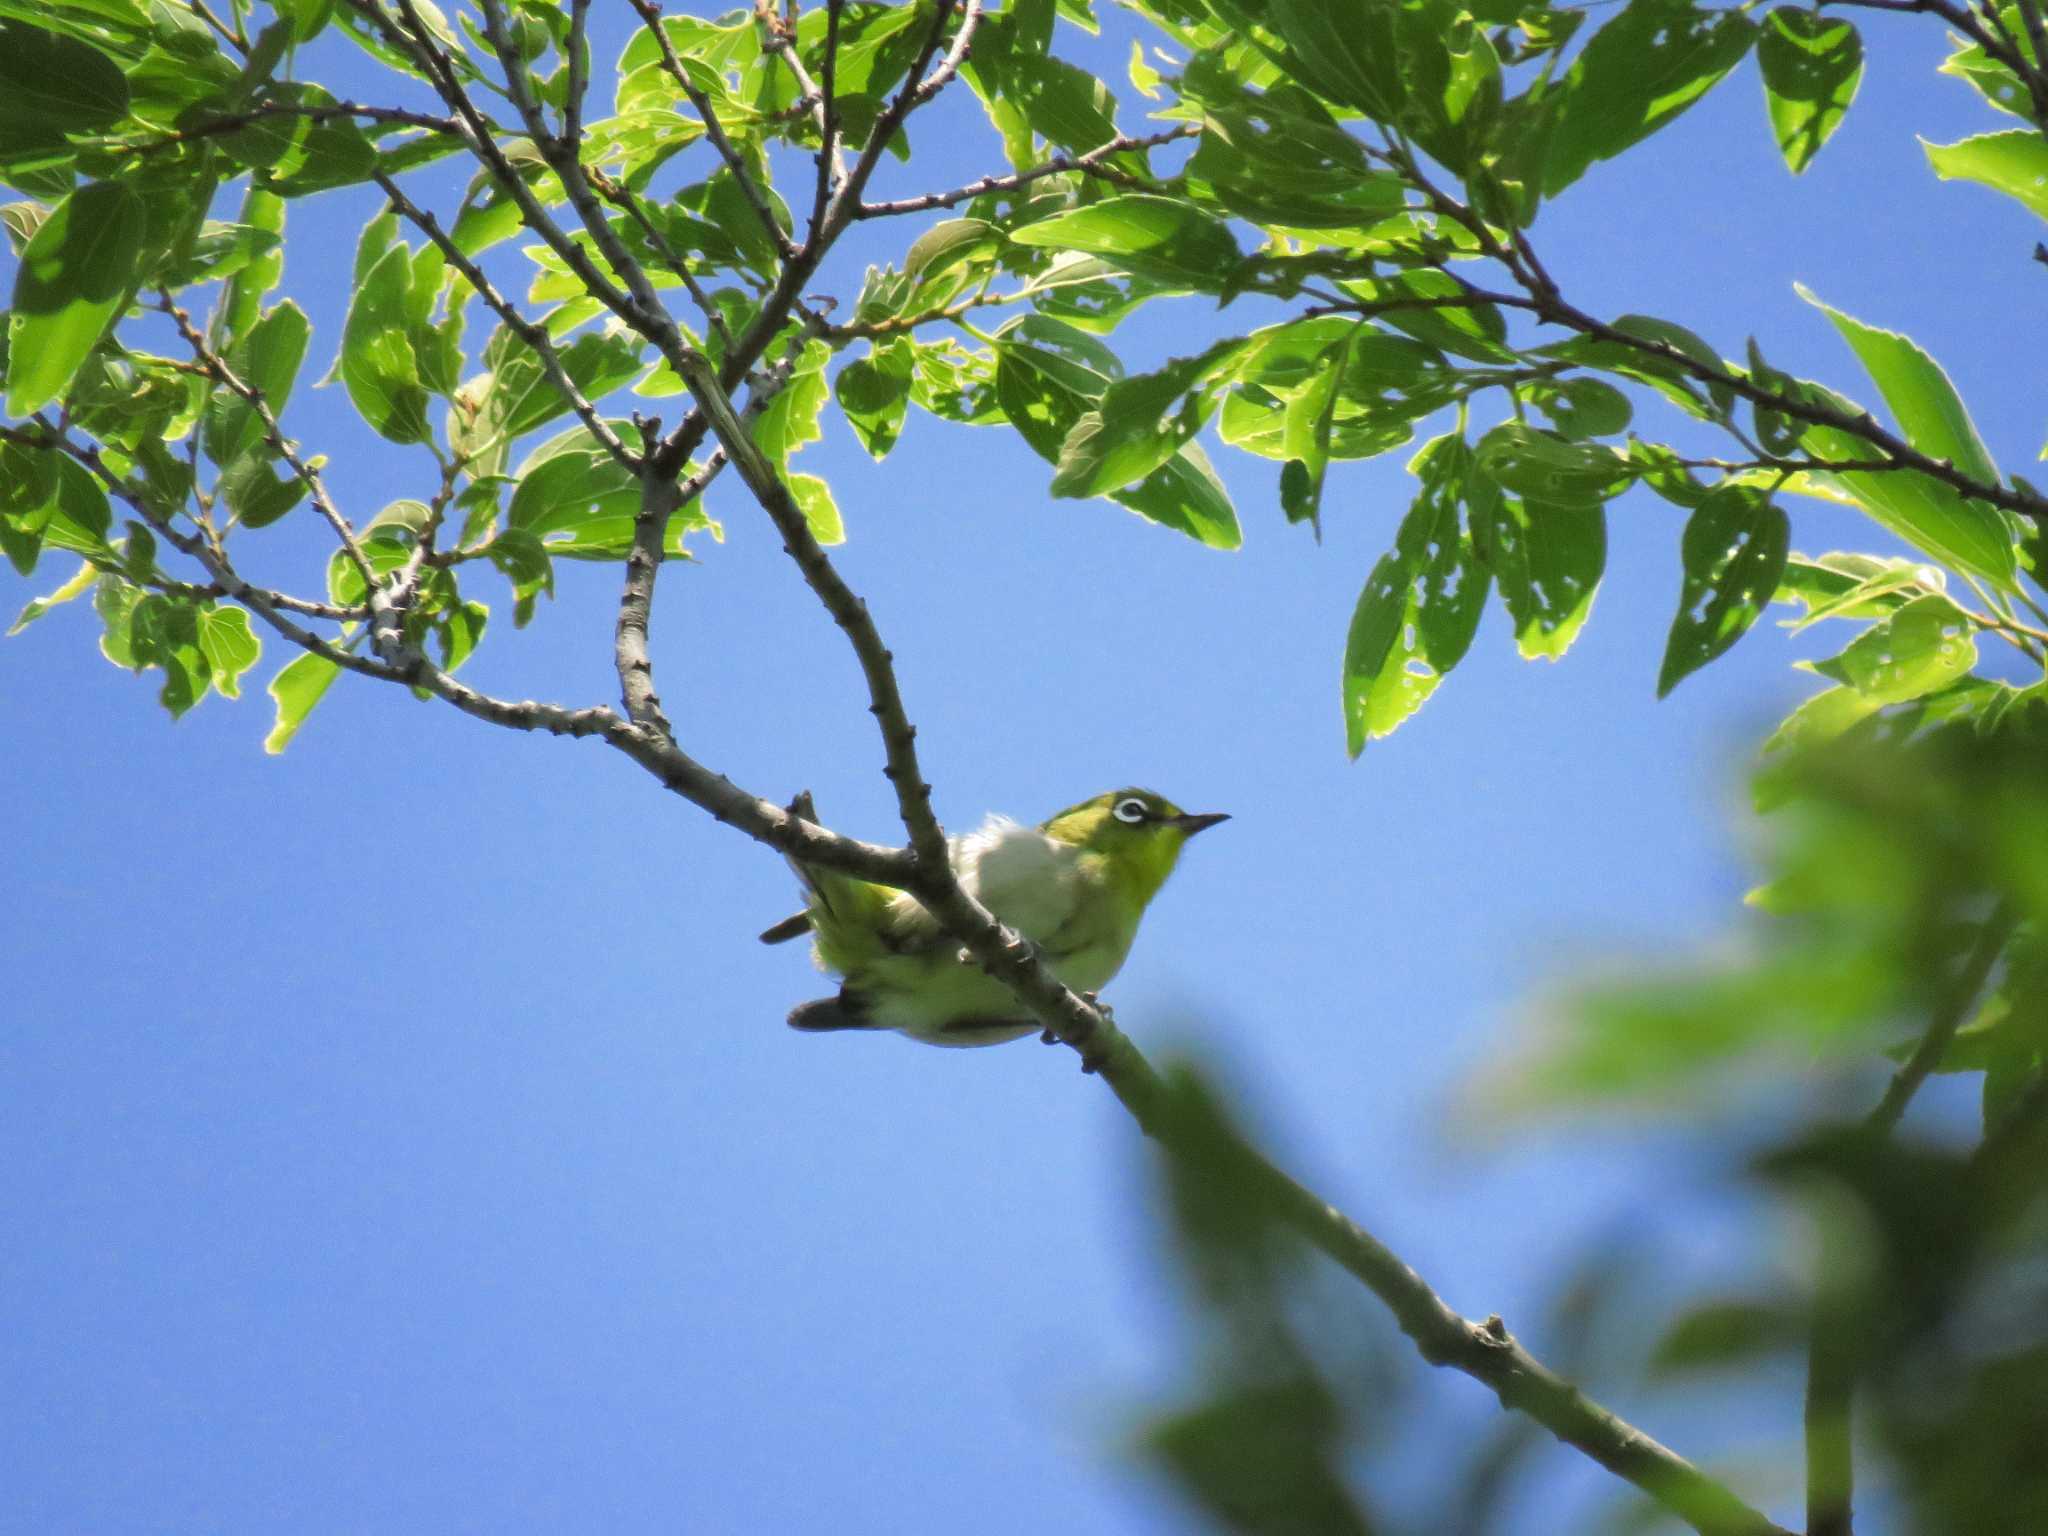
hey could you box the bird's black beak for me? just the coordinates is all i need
[1173,812,1230,836]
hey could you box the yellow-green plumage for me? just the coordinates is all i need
[764,788,1227,1046]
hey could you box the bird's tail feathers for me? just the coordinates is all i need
[787,995,875,1032]
[780,789,903,970]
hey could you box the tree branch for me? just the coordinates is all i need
[152,291,379,592]
[854,125,1198,218]
[370,172,639,474]
[623,0,799,262]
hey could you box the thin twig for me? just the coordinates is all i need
[109,100,464,158]
[855,125,1197,218]
[371,172,639,472]
[908,0,982,106]
[476,0,695,377]
[152,291,378,593]
[624,0,798,261]
[585,168,736,355]
[35,422,404,684]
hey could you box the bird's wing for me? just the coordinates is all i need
[957,816,1084,942]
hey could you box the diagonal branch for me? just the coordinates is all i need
[370,171,639,473]
[624,0,799,262]
[152,292,378,592]
[33,422,405,685]
[854,125,1199,218]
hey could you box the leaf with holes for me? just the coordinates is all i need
[1800,592,1979,705]
[1758,9,1862,174]
[1342,432,1492,753]
[1476,492,1606,661]
[1657,484,1789,696]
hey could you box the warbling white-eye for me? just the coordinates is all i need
[761,788,1228,1045]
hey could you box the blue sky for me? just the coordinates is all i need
[3,8,2036,1532]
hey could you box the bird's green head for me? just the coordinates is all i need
[1040,788,1229,907]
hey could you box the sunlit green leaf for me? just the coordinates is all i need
[1798,285,2000,489]
[1543,0,1758,196]
[1758,9,1862,174]
[202,301,310,467]
[1008,195,1242,289]
[197,604,260,698]
[1924,130,2048,223]
[788,472,842,545]
[1476,493,1606,661]
[6,557,96,634]
[0,20,129,164]
[1658,485,1789,697]
[339,242,431,444]
[263,649,340,752]
[1801,592,1979,705]
[6,180,145,415]
[1342,432,1491,752]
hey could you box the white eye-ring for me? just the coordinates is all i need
[1113,797,1149,824]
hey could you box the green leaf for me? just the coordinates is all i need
[6,180,145,415]
[1111,443,1241,549]
[40,454,116,560]
[1778,553,1944,629]
[834,339,914,460]
[217,455,309,528]
[752,340,831,467]
[788,473,842,545]
[7,557,96,634]
[1526,376,1632,440]
[1657,485,1790,696]
[1543,0,1758,196]
[1476,493,1606,660]
[1474,422,1631,503]
[1049,339,1243,500]
[338,242,431,444]
[1186,84,1403,229]
[263,650,340,753]
[1924,130,2048,223]
[255,84,377,197]
[1342,432,1492,752]
[1757,9,1862,174]
[202,301,310,467]
[215,185,285,347]
[324,532,413,608]
[1649,1298,1801,1377]
[0,20,130,158]
[1797,285,2000,488]
[1801,592,1979,705]
[1262,0,1405,120]
[1798,416,2016,591]
[197,604,260,698]
[488,528,554,626]
[1008,195,1243,289]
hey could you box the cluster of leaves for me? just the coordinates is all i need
[5,0,2044,763]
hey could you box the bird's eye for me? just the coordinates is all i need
[1113,797,1149,824]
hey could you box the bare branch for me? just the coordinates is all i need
[909,0,983,107]
[109,99,463,159]
[855,125,1198,218]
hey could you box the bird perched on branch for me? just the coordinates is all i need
[761,788,1228,1046]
